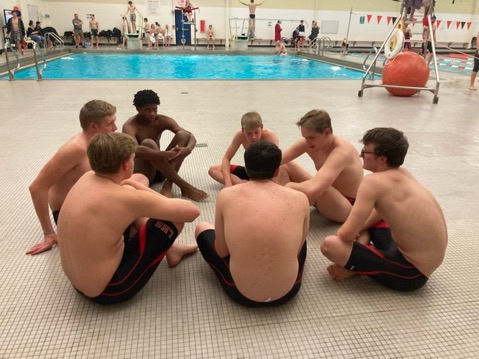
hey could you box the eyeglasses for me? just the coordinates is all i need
[360,149,376,157]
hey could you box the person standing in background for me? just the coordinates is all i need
[72,13,85,48]
[274,20,282,42]
[89,15,100,48]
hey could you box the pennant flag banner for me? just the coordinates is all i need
[387,16,392,25]
[467,22,472,29]
[461,21,465,29]
[367,14,372,23]
[447,21,452,29]
[456,21,461,29]
[377,15,382,24]
[392,16,397,24]
[436,20,441,27]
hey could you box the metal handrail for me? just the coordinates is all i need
[362,47,378,79]
[317,36,333,55]
[44,32,64,48]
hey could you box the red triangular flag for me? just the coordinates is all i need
[467,22,472,30]
[377,16,382,24]
[447,21,452,29]
[367,15,372,23]
[387,16,392,25]
[456,21,461,29]
[436,20,441,27]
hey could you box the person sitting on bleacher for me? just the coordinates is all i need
[27,20,45,48]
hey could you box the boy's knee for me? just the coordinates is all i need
[140,138,158,149]
[195,222,214,238]
[320,235,337,256]
[172,130,192,145]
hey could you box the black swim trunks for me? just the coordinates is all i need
[230,165,250,181]
[249,14,256,19]
[196,229,307,307]
[84,219,179,304]
[344,222,428,291]
[52,210,60,225]
[473,49,479,72]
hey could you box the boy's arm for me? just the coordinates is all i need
[281,138,307,165]
[337,176,378,242]
[305,148,347,198]
[163,116,197,156]
[221,131,243,187]
[130,188,200,224]
[213,190,229,258]
[27,143,85,255]
[123,121,175,161]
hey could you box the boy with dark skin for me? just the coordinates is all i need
[123,90,208,201]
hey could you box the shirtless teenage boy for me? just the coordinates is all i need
[321,127,448,291]
[208,111,278,187]
[196,141,310,306]
[58,133,199,304]
[206,25,215,50]
[125,1,138,33]
[280,109,363,223]
[89,15,100,48]
[27,100,144,255]
[240,0,264,38]
[123,89,208,201]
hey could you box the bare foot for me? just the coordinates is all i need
[166,243,198,267]
[469,86,476,91]
[181,185,209,202]
[327,264,355,280]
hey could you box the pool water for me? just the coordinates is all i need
[6,54,368,80]
[350,52,474,75]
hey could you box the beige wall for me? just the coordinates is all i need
[5,0,478,43]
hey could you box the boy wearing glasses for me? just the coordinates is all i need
[320,127,448,291]
[279,109,364,223]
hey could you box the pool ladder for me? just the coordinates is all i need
[1,27,46,81]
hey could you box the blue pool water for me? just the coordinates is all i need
[6,54,368,80]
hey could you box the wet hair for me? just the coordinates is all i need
[296,109,332,133]
[79,100,116,130]
[88,133,136,174]
[361,127,409,168]
[29,20,34,26]
[133,89,160,108]
[244,141,281,180]
[241,111,263,130]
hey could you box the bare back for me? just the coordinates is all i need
[217,181,309,301]
[58,173,143,296]
[366,168,448,276]
[58,171,197,297]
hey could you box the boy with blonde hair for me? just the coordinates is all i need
[208,111,279,187]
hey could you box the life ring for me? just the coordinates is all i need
[384,29,404,59]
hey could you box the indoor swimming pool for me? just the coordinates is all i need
[3,53,369,80]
